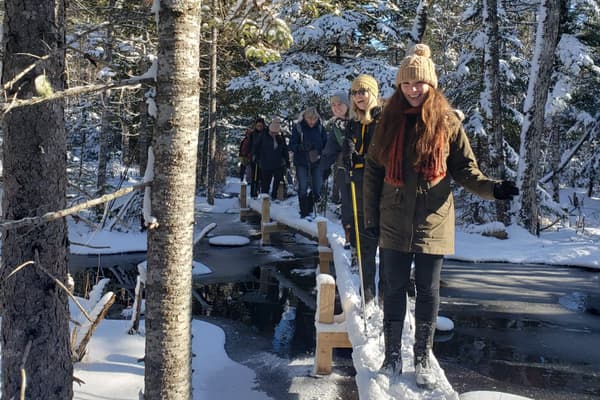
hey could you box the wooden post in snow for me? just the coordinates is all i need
[314,274,352,375]
[317,220,333,274]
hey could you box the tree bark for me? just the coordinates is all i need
[144,1,201,399]
[96,0,116,196]
[207,1,218,205]
[517,0,565,234]
[1,1,73,399]
[482,0,510,224]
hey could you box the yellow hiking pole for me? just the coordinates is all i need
[350,174,368,332]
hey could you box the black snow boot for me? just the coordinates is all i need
[298,193,313,218]
[414,320,437,390]
[381,320,403,374]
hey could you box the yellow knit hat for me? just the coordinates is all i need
[351,74,379,98]
[395,44,438,88]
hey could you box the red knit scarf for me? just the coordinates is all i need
[384,107,447,187]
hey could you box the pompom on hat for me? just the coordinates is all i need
[351,74,379,98]
[395,43,438,89]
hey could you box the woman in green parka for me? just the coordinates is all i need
[363,44,519,389]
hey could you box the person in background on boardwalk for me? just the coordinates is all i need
[253,117,290,200]
[363,43,518,388]
[343,74,382,304]
[289,107,327,218]
[238,126,253,183]
[250,117,268,197]
[321,91,351,245]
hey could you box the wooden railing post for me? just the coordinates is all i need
[317,220,333,274]
[314,274,352,375]
[240,182,249,221]
[261,195,271,244]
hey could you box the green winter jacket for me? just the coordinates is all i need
[363,110,498,255]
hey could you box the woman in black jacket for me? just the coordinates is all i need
[253,117,289,199]
[343,74,382,305]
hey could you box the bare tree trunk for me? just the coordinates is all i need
[550,122,561,202]
[96,0,116,196]
[144,1,201,399]
[97,92,112,194]
[517,0,565,234]
[482,0,510,224]
[206,2,218,205]
[1,1,73,399]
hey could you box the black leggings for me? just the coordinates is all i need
[380,249,443,324]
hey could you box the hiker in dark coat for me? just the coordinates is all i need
[363,43,519,388]
[320,91,352,246]
[238,126,253,182]
[250,117,268,197]
[253,117,290,199]
[289,107,327,218]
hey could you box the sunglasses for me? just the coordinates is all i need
[350,88,368,96]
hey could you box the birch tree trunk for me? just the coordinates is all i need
[516,0,564,234]
[144,1,201,399]
[482,0,510,224]
[1,1,72,399]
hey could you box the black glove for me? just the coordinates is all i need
[493,180,519,200]
[364,226,380,239]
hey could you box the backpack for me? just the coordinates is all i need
[239,136,251,158]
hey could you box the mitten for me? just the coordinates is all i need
[493,180,519,200]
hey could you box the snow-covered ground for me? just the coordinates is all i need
[69,179,600,399]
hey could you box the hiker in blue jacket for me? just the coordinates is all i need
[289,107,327,218]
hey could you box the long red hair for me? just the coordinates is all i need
[374,86,452,168]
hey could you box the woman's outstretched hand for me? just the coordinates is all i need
[493,180,519,200]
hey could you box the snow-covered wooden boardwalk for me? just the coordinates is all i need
[242,187,460,400]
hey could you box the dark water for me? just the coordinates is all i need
[70,212,600,399]
[436,302,600,399]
